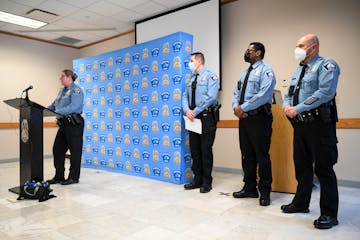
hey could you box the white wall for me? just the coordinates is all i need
[215,0,360,182]
[79,31,135,58]
[0,34,79,160]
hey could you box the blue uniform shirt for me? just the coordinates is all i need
[282,55,340,113]
[232,60,276,112]
[48,82,84,116]
[182,68,220,116]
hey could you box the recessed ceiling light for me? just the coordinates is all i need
[0,11,48,29]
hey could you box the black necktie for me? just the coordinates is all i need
[293,63,307,106]
[239,65,253,104]
[190,74,199,110]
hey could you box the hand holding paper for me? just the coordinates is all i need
[183,116,202,134]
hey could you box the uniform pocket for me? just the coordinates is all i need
[302,76,318,94]
[247,77,260,94]
[196,82,208,95]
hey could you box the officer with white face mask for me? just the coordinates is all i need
[282,34,340,230]
[182,52,220,193]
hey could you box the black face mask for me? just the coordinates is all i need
[244,52,251,63]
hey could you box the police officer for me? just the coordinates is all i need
[281,34,340,230]
[47,69,84,185]
[182,52,220,193]
[232,42,276,206]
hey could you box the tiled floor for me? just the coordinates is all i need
[0,160,359,240]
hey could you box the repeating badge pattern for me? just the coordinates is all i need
[74,32,193,184]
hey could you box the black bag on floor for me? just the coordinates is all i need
[17,181,56,202]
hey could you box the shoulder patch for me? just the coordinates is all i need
[210,74,218,81]
[323,61,336,72]
[304,97,319,105]
[73,88,81,95]
[265,70,274,78]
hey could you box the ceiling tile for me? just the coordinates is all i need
[51,17,90,29]
[132,1,167,16]
[59,31,103,42]
[0,0,33,15]
[57,0,98,8]
[10,0,47,8]
[106,0,148,9]
[37,0,79,17]
[111,9,144,22]
[64,9,107,25]
[23,31,62,40]
[152,0,195,9]
[85,0,126,17]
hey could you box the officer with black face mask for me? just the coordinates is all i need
[232,42,276,206]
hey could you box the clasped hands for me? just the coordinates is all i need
[283,105,298,118]
[233,106,248,119]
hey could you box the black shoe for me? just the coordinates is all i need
[184,182,201,190]
[47,177,65,184]
[313,215,338,229]
[61,178,79,185]
[281,203,310,213]
[259,196,271,206]
[200,185,212,193]
[233,189,259,198]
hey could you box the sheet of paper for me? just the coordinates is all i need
[183,116,202,134]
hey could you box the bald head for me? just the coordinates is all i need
[296,34,319,62]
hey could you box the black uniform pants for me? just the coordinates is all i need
[292,119,338,217]
[53,120,84,180]
[189,113,217,185]
[239,112,273,195]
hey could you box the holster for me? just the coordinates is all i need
[210,104,221,122]
[70,113,83,125]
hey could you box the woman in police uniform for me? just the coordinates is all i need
[47,69,84,185]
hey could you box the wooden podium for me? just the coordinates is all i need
[4,98,62,195]
[269,104,297,193]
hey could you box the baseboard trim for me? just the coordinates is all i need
[0,155,52,164]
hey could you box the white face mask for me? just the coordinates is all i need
[294,47,307,62]
[188,61,196,72]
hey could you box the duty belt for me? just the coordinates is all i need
[56,113,83,127]
[246,103,272,116]
[289,108,321,125]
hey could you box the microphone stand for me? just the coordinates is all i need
[24,89,30,102]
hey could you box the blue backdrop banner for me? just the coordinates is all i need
[73,32,193,184]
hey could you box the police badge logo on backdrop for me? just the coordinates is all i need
[73,32,193,184]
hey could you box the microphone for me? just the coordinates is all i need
[23,85,33,101]
[22,85,33,92]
